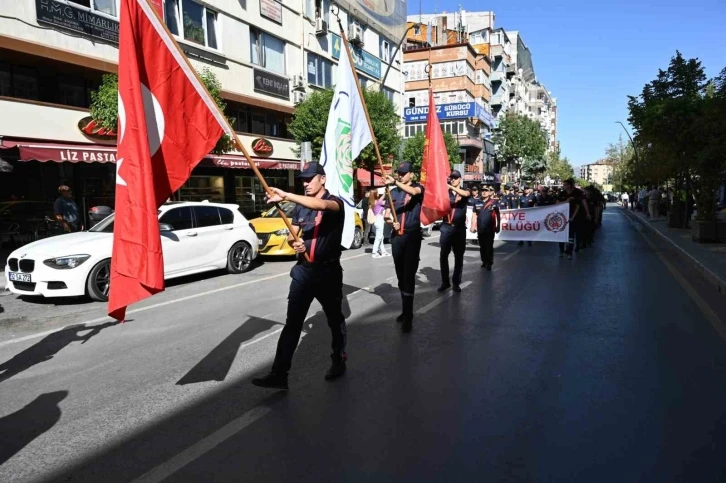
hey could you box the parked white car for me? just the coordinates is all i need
[4,201,258,302]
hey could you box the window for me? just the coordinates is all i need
[408,97,415,107]
[380,39,390,63]
[251,29,286,74]
[58,75,86,108]
[164,0,219,49]
[67,0,118,16]
[0,63,10,97]
[251,112,265,135]
[160,207,193,231]
[220,208,234,225]
[13,66,38,101]
[413,25,421,35]
[193,206,221,227]
[307,53,332,88]
[225,101,292,138]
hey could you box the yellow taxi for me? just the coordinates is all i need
[250,201,364,256]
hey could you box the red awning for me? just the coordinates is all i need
[1,140,117,163]
[0,140,299,170]
[357,168,385,187]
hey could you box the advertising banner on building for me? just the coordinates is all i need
[332,0,407,40]
[404,102,495,127]
[331,34,381,79]
[465,204,571,242]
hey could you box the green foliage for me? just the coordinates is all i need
[287,88,401,168]
[400,131,461,172]
[627,51,726,221]
[183,14,205,45]
[544,148,575,183]
[89,69,232,154]
[89,74,119,131]
[492,113,548,177]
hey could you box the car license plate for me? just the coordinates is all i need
[9,272,31,283]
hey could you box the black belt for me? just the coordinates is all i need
[393,227,421,236]
[297,258,341,268]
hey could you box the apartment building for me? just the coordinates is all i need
[0,0,405,219]
[402,21,496,184]
[531,82,558,153]
[580,160,614,188]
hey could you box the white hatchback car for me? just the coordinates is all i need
[5,201,258,301]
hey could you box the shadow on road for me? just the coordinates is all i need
[0,321,120,384]
[177,316,283,386]
[0,391,68,465]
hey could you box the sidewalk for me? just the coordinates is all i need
[623,207,726,296]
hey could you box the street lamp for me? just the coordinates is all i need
[615,121,639,191]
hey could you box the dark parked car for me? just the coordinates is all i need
[0,201,58,248]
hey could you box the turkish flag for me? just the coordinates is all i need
[108,0,229,321]
[420,89,452,225]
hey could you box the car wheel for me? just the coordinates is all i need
[86,259,111,302]
[227,241,252,274]
[351,227,363,249]
[423,225,433,237]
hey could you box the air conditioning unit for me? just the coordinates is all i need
[348,22,363,46]
[315,18,328,36]
[293,74,305,89]
[293,91,306,104]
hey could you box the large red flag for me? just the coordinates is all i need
[108,0,231,321]
[420,89,452,225]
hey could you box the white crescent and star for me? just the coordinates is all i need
[116,83,166,187]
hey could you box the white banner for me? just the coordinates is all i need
[466,204,571,242]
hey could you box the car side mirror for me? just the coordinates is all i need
[159,223,174,232]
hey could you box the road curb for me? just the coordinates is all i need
[623,208,726,297]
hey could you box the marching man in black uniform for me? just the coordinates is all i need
[383,162,424,333]
[471,186,501,270]
[252,162,347,390]
[517,184,537,247]
[438,170,470,293]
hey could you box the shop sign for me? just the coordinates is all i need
[331,34,382,80]
[251,138,274,156]
[463,171,501,183]
[259,0,282,24]
[209,158,300,170]
[78,117,117,141]
[253,68,290,100]
[404,102,495,127]
[36,0,120,44]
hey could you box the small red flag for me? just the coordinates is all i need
[108,0,230,321]
[420,89,452,225]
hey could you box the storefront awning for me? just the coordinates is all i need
[0,140,300,170]
[356,168,385,187]
[0,140,117,163]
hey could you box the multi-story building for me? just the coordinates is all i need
[402,20,496,185]
[580,160,614,188]
[0,0,405,220]
[531,82,557,153]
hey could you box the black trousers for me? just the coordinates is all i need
[559,221,577,255]
[392,231,422,296]
[478,230,495,265]
[272,262,346,375]
[439,224,466,286]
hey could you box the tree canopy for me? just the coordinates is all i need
[543,147,574,184]
[288,88,401,169]
[400,130,460,173]
[492,113,548,181]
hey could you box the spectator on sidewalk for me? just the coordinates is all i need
[647,186,661,221]
[638,188,648,213]
[371,191,389,259]
[54,185,79,233]
[621,191,629,209]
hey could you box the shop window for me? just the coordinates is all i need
[307,53,332,89]
[165,0,219,49]
[193,206,221,227]
[179,176,225,202]
[159,207,193,230]
[250,29,286,74]
[219,207,234,224]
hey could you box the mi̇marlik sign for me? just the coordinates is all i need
[404,102,496,127]
[36,0,119,44]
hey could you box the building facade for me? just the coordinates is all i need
[0,0,405,221]
[580,160,614,188]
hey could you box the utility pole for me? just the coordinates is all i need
[615,121,639,192]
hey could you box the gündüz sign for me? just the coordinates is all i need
[404,102,495,127]
[36,0,120,44]
[253,69,290,100]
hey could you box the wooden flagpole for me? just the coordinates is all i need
[138,0,308,260]
[334,14,398,225]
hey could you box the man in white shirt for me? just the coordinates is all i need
[621,192,629,209]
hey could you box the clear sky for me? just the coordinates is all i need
[414,0,726,167]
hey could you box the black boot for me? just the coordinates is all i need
[325,355,347,381]
[396,293,405,322]
[251,372,288,390]
[437,282,451,293]
[401,296,414,333]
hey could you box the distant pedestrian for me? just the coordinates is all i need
[621,191,629,208]
[647,186,661,221]
[371,191,389,258]
[361,189,372,245]
[252,162,347,391]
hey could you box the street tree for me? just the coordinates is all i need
[400,131,460,173]
[288,88,401,169]
[492,114,548,182]
[543,147,574,184]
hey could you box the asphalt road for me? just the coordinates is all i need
[1,207,726,483]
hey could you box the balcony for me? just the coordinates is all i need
[491,90,508,107]
[490,70,505,83]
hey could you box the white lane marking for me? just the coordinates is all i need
[0,254,371,348]
[415,281,472,314]
[501,248,522,262]
[130,406,271,483]
[627,212,726,342]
